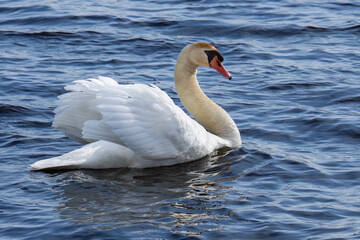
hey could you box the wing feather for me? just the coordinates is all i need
[53,77,217,160]
[96,84,207,160]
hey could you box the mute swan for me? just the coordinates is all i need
[31,42,241,170]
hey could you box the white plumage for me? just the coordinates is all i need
[31,43,241,170]
[32,77,224,169]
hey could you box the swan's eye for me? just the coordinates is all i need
[205,50,224,64]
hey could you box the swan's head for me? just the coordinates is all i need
[189,42,232,80]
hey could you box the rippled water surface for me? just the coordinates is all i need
[1,0,360,239]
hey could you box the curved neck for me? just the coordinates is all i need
[174,47,241,146]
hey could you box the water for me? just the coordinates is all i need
[0,0,359,239]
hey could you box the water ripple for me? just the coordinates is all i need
[0,0,359,239]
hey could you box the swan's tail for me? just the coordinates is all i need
[31,141,138,170]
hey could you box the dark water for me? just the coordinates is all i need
[1,0,359,239]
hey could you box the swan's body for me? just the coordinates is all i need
[31,43,241,170]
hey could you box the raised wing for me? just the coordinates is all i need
[51,76,217,161]
[53,77,118,143]
[53,77,218,160]
[93,83,210,160]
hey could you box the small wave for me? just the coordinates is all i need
[330,123,360,142]
[0,103,30,115]
[0,136,53,148]
[1,30,101,37]
[15,120,52,129]
[245,148,273,160]
[0,14,126,26]
[131,20,178,27]
[0,5,53,14]
[332,95,360,104]
[168,22,360,38]
[232,24,356,37]
[343,24,360,32]
[265,82,331,91]
[243,127,302,144]
[272,115,360,144]
[331,2,360,7]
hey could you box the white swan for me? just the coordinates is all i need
[31,42,241,170]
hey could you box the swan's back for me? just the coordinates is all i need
[52,77,224,162]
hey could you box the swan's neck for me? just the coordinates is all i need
[174,48,241,146]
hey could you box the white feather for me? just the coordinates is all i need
[31,42,243,170]
[32,76,231,170]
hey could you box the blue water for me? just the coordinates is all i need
[1,0,359,239]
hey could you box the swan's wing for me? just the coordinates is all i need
[53,77,216,160]
[93,83,211,160]
[53,76,119,143]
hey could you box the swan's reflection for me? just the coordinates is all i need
[53,150,243,236]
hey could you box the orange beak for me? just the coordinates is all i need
[210,56,232,80]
